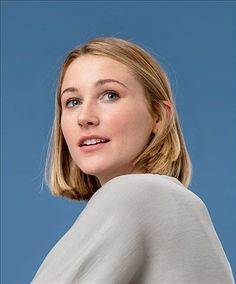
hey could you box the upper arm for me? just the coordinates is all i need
[70,185,144,284]
[32,178,144,284]
[72,203,143,284]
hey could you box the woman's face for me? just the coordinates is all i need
[60,55,157,185]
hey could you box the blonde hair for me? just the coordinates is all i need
[45,37,192,201]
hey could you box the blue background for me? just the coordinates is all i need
[1,1,236,283]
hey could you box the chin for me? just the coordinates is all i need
[79,164,109,177]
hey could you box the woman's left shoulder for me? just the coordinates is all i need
[91,173,197,207]
[87,173,207,217]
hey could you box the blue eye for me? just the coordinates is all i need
[103,91,119,101]
[65,98,81,107]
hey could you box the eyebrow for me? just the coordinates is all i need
[61,79,128,97]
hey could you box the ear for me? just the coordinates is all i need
[152,100,174,134]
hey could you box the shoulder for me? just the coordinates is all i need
[87,173,207,215]
[76,173,210,241]
[75,175,150,236]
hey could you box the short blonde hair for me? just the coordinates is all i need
[45,37,192,201]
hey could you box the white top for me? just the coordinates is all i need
[32,174,235,284]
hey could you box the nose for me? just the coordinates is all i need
[77,101,99,127]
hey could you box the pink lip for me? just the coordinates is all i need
[78,135,111,147]
[79,141,110,152]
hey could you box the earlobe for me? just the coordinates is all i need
[152,121,159,135]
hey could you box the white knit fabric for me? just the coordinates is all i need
[32,174,235,284]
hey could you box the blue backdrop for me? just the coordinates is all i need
[2,1,236,283]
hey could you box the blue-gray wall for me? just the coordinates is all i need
[2,1,235,283]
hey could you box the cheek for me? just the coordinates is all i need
[60,115,75,145]
[104,107,132,137]
[105,104,152,143]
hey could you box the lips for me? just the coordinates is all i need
[78,135,111,147]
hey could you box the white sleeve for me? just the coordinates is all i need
[70,192,144,284]
[32,183,144,284]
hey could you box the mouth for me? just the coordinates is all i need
[79,140,111,152]
[80,139,110,147]
[78,135,111,152]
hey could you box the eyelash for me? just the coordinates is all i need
[64,91,120,108]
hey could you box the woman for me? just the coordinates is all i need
[32,37,234,283]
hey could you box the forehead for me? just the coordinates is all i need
[62,55,136,85]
